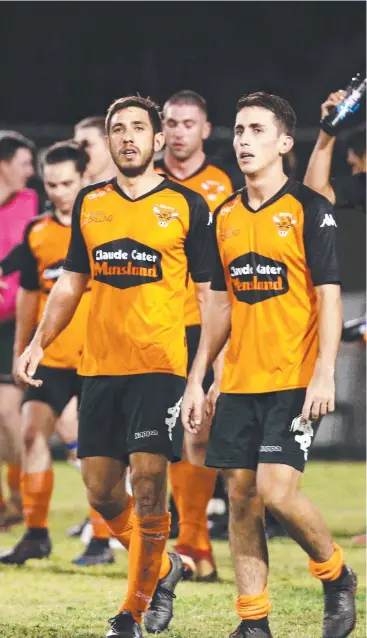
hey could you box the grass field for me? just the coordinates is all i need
[0,461,365,638]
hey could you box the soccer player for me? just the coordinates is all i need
[156,89,233,580]
[15,96,213,638]
[74,115,116,184]
[182,92,357,638]
[0,141,90,564]
[304,89,366,211]
[0,131,38,528]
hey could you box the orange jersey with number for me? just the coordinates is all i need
[63,177,212,377]
[156,158,233,327]
[21,213,91,369]
[211,180,340,393]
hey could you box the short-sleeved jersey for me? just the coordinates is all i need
[63,177,212,377]
[155,158,233,327]
[20,213,91,370]
[211,179,340,394]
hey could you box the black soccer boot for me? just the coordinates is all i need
[106,611,143,637]
[322,565,357,638]
[229,618,273,637]
[144,552,184,633]
[0,528,51,565]
[72,537,115,566]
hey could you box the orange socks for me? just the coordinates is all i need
[21,470,54,528]
[104,497,171,581]
[170,461,216,552]
[120,513,171,622]
[90,506,111,540]
[7,464,21,495]
[309,543,344,582]
[236,586,272,620]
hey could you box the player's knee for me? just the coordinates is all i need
[22,421,39,450]
[228,480,258,520]
[258,479,293,513]
[87,482,116,509]
[131,469,165,514]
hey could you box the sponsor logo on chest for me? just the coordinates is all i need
[228,252,288,304]
[92,238,162,290]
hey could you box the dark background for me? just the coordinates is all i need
[0,2,365,129]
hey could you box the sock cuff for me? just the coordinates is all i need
[309,543,344,581]
[105,495,134,536]
[135,512,171,537]
[21,470,54,494]
[236,586,271,620]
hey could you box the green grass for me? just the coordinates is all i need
[0,461,365,638]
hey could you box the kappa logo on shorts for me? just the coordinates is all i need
[165,396,183,441]
[134,430,159,440]
[228,252,289,305]
[259,445,282,453]
[92,238,163,290]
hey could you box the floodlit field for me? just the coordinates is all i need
[0,461,365,638]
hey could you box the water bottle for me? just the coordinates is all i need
[320,74,366,136]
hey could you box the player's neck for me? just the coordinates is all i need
[0,179,17,207]
[245,163,289,210]
[164,149,206,180]
[54,208,72,226]
[115,166,165,200]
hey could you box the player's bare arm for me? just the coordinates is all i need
[181,289,231,434]
[15,270,88,387]
[302,283,342,421]
[13,288,39,378]
[304,90,347,204]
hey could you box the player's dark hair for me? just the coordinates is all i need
[163,90,208,116]
[105,96,162,135]
[0,131,35,162]
[43,140,89,175]
[345,129,366,158]
[236,92,297,137]
[75,116,106,137]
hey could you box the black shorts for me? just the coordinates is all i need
[186,324,213,392]
[0,321,16,384]
[78,373,186,464]
[22,365,83,416]
[206,388,321,473]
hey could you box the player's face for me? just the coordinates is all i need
[163,104,211,161]
[1,148,34,192]
[234,107,293,176]
[43,161,83,214]
[108,107,164,178]
[74,126,110,182]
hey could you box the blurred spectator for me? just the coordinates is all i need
[74,116,115,184]
[0,131,39,527]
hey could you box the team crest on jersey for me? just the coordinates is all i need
[220,195,241,215]
[153,204,179,228]
[201,180,226,202]
[273,212,297,237]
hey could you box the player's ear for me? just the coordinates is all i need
[202,120,212,141]
[279,134,294,157]
[154,131,165,153]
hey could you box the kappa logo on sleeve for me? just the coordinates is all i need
[320,213,337,228]
[228,252,288,305]
[92,238,163,290]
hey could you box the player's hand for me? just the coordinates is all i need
[302,366,335,421]
[15,342,44,387]
[181,382,205,434]
[321,90,348,120]
[205,382,221,421]
[0,267,7,303]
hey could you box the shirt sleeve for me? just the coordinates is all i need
[210,210,227,291]
[184,193,213,283]
[303,196,340,287]
[19,226,40,291]
[331,174,366,211]
[63,190,91,274]
[0,243,26,276]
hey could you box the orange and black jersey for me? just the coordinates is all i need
[63,177,212,377]
[20,212,90,370]
[211,179,340,394]
[155,157,233,327]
